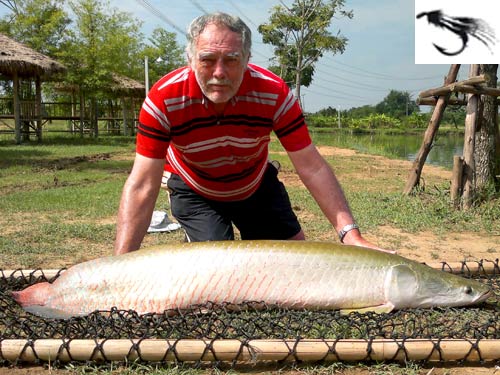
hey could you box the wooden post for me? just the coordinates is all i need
[79,90,85,137]
[462,64,481,210]
[35,76,42,142]
[13,72,21,144]
[71,90,77,132]
[418,75,485,99]
[403,64,461,195]
[450,155,464,206]
[122,96,129,136]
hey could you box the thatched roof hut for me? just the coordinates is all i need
[0,33,66,143]
[109,73,145,98]
[53,73,145,98]
[0,33,66,78]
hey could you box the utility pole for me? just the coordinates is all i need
[144,56,149,96]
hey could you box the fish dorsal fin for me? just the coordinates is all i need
[385,264,418,309]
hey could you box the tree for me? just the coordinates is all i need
[0,0,70,56]
[475,64,499,193]
[267,48,315,88]
[375,90,418,119]
[56,0,144,136]
[315,106,338,117]
[142,28,185,85]
[258,0,353,107]
[346,104,376,118]
[61,0,143,87]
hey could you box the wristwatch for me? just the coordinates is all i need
[338,223,359,243]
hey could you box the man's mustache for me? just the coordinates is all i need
[207,78,232,86]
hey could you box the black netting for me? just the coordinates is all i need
[1,261,499,365]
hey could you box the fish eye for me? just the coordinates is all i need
[463,286,473,295]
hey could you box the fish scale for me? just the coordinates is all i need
[11,240,492,319]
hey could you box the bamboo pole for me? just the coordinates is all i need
[2,259,498,279]
[403,64,461,195]
[1,339,499,363]
[418,75,485,99]
[417,97,467,106]
[454,84,500,97]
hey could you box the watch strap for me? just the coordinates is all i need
[339,223,359,243]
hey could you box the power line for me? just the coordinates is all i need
[226,0,258,28]
[189,0,208,14]
[0,0,16,12]
[314,66,390,91]
[305,82,372,101]
[134,0,272,62]
[134,0,187,36]
[323,58,443,81]
[301,86,370,103]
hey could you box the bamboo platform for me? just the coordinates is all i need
[1,338,499,363]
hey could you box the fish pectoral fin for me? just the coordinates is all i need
[24,305,76,320]
[340,302,395,315]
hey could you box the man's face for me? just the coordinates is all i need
[190,23,248,105]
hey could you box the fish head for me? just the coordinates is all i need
[412,266,493,308]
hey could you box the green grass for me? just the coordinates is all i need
[62,361,426,375]
[273,146,500,238]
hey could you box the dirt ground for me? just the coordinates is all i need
[1,146,498,375]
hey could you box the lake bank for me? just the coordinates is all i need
[308,128,465,169]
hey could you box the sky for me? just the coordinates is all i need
[111,0,474,112]
[1,0,475,112]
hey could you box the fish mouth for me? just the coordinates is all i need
[477,289,494,303]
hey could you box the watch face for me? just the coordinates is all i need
[339,224,358,242]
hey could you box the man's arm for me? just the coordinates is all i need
[288,144,381,249]
[114,154,165,255]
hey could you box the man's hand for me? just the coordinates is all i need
[342,230,396,254]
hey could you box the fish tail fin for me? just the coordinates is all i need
[12,283,79,319]
[11,282,51,307]
[12,282,82,319]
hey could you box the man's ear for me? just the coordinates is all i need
[186,51,193,67]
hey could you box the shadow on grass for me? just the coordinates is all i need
[0,135,136,169]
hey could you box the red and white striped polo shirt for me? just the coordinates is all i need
[136,63,312,201]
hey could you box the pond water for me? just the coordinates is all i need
[311,131,464,170]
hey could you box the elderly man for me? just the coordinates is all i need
[114,12,380,254]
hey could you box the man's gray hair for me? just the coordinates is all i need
[186,12,252,59]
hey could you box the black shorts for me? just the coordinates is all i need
[167,163,302,241]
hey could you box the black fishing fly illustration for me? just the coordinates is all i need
[417,10,496,56]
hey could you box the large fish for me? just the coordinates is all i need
[12,241,492,319]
